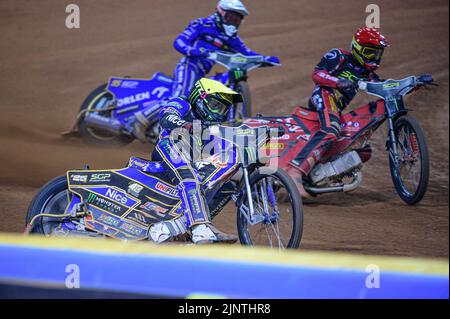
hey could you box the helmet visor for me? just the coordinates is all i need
[205,95,232,115]
[360,47,384,61]
[223,11,243,27]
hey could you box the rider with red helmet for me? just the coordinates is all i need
[290,28,389,197]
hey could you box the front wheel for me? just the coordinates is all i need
[389,116,429,205]
[237,167,303,249]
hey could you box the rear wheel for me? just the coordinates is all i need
[237,168,303,249]
[26,176,73,235]
[78,84,133,146]
[389,116,429,205]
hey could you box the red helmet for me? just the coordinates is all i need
[351,27,389,71]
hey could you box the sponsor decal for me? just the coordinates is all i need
[155,182,178,197]
[263,143,284,150]
[244,118,270,125]
[236,128,255,136]
[98,214,121,227]
[119,222,144,236]
[152,87,170,98]
[131,212,147,224]
[105,188,129,205]
[271,134,291,140]
[187,189,201,215]
[383,82,400,89]
[230,56,248,63]
[71,174,88,183]
[140,202,168,214]
[121,81,139,89]
[111,80,122,87]
[86,193,123,215]
[89,173,111,183]
[325,51,338,59]
[166,114,186,126]
[166,101,184,110]
[128,183,144,197]
[117,91,150,107]
[338,71,359,83]
[288,125,303,133]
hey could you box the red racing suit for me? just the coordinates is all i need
[291,48,381,175]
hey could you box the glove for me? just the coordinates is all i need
[417,74,434,84]
[188,48,209,58]
[336,78,355,90]
[264,56,281,65]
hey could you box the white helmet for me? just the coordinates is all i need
[217,0,249,17]
[216,0,249,37]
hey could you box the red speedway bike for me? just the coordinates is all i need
[244,74,436,205]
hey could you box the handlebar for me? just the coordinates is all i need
[206,51,281,71]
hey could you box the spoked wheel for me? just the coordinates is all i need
[233,81,252,121]
[78,84,133,146]
[26,176,86,236]
[389,116,429,205]
[237,168,303,249]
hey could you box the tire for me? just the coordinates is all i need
[389,116,429,205]
[237,167,303,249]
[78,84,133,146]
[26,176,71,235]
[234,81,252,120]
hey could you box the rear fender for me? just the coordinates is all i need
[66,166,182,240]
[106,74,173,121]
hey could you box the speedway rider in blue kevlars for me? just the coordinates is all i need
[132,0,280,140]
[149,78,242,244]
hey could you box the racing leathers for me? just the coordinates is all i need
[291,48,381,175]
[172,14,261,97]
[152,97,238,236]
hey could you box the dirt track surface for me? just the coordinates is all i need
[0,0,448,257]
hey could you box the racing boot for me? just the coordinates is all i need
[131,111,150,143]
[148,215,188,243]
[191,223,238,244]
[287,165,312,199]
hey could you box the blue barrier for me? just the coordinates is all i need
[0,233,447,298]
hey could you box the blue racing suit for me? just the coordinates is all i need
[172,14,261,97]
[152,96,238,228]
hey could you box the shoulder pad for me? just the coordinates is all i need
[323,48,343,60]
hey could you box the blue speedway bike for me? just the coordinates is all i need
[27,124,303,249]
[64,52,280,145]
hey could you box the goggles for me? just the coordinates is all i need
[205,95,232,114]
[223,11,244,27]
[359,46,384,61]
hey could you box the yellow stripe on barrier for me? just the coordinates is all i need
[0,233,448,276]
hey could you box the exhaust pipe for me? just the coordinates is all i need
[83,113,124,136]
[305,171,363,195]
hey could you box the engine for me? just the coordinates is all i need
[309,151,363,186]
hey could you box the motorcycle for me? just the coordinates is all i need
[27,124,303,249]
[244,74,436,205]
[62,52,280,146]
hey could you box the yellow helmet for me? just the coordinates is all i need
[188,78,243,122]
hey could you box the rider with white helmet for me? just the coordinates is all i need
[132,0,279,140]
